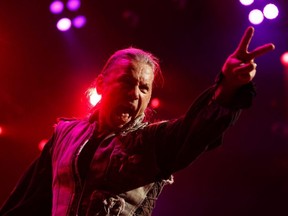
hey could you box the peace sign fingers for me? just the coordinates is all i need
[234,26,254,60]
[234,26,275,62]
[247,43,275,60]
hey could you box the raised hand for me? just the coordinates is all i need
[222,26,275,88]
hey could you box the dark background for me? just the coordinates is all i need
[0,0,288,215]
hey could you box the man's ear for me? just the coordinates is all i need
[95,74,104,95]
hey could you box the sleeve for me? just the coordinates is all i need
[0,136,54,216]
[142,82,255,178]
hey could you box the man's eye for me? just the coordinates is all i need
[140,85,149,93]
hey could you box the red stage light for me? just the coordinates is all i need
[0,126,3,136]
[280,52,288,67]
[150,98,160,109]
[38,139,48,151]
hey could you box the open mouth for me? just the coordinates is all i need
[114,105,135,126]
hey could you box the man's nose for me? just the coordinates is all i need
[128,86,140,100]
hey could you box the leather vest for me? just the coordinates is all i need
[51,116,168,216]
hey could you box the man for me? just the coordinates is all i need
[0,27,274,215]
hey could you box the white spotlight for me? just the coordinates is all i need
[249,9,264,25]
[239,0,254,6]
[57,18,72,31]
[263,4,279,20]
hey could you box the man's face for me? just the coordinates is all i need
[97,60,154,132]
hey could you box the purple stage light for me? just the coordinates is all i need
[57,18,72,31]
[249,9,264,25]
[263,4,279,20]
[72,15,86,28]
[239,0,254,6]
[50,1,64,14]
[67,0,81,11]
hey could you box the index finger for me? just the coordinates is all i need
[248,43,275,59]
[235,26,255,55]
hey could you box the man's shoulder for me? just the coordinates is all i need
[54,117,91,131]
[57,117,79,122]
[56,117,82,125]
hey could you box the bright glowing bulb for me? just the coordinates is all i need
[88,88,102,106]
[281,52,288,67]
[57,18,72,31]
[67,0,81,11]
[263,4,279,20]
[0,126,3,136]
[150,98,160,109]
[239,0,254,6]
[73,15,87,28]
[249,9,264,25]
[50,1,64,14]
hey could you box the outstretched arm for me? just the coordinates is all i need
[214,26,275,105]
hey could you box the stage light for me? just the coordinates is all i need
[87,88,101,106]
[150,98,161,109]
[50,0,85,31]
[239,0,254,6]
[67,0,81,12]
[57,18,72,31]
[0,126,3,136]
[249,9,264,25]
[263,4,279,20]
[38,139,48,151]
[280,52,288,67]
[72,15,86,28]
[50,0,64,14]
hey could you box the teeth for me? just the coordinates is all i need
[115,105,134,123]
[117,112,129,119]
